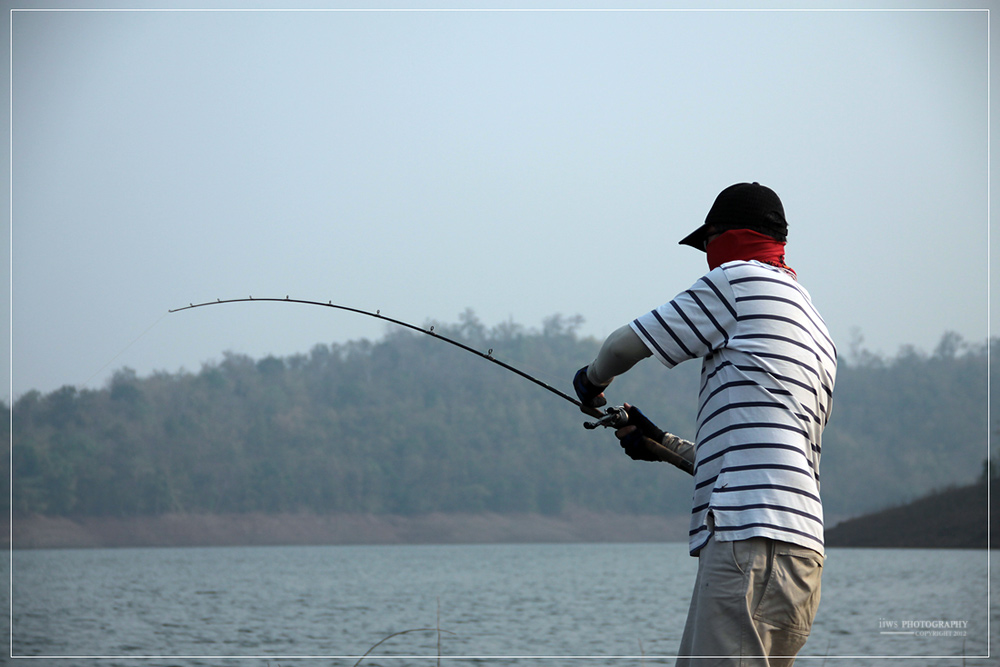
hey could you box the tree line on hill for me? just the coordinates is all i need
[5,312,993,521]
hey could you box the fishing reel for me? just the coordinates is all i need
[583,405,630,430]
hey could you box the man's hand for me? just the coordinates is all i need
[614,404,696,475]
[614,404,666,461]
[573,366,608,411]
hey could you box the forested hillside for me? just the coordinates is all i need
[825,470,995,548]
[6,313,993,521]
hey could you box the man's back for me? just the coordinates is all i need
[631,259,836,554]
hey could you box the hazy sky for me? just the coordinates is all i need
[8,3,992,401]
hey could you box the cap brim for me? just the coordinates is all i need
[678,224,709,251]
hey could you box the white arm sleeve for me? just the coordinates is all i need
[586,324,652,386]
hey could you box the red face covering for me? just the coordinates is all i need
[706,229,796,277]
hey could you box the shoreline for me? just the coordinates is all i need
[7,510,692,550]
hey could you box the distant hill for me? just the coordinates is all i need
[6,317,993,524]
[825,476,994,549]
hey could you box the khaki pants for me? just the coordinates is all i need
[675,531,823,666]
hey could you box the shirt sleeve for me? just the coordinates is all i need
[629,267,738,368]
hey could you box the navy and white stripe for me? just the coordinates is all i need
[630,260,837,556]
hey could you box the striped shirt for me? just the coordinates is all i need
[630,260,836,555]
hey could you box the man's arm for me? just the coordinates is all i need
[587,325,652,385]
[573,325,652,411]
[646,432,696,474]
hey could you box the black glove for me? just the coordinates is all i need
[617,405,666,462]
[573,366,608,409]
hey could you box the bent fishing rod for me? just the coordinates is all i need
[169,298,699,474]
[169,296,612,423]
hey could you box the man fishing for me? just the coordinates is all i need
[573,182,836,666]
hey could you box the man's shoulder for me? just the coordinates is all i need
[715,260,802,290]
[717,259,790,278]
[712,261,818,309]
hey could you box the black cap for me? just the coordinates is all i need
[679,182,788,251]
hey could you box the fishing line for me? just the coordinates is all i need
[169,296,602,418]
[81,311,170,389]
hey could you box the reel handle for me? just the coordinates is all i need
[583,406,629,430]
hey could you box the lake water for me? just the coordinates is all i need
[6,543,995,666]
